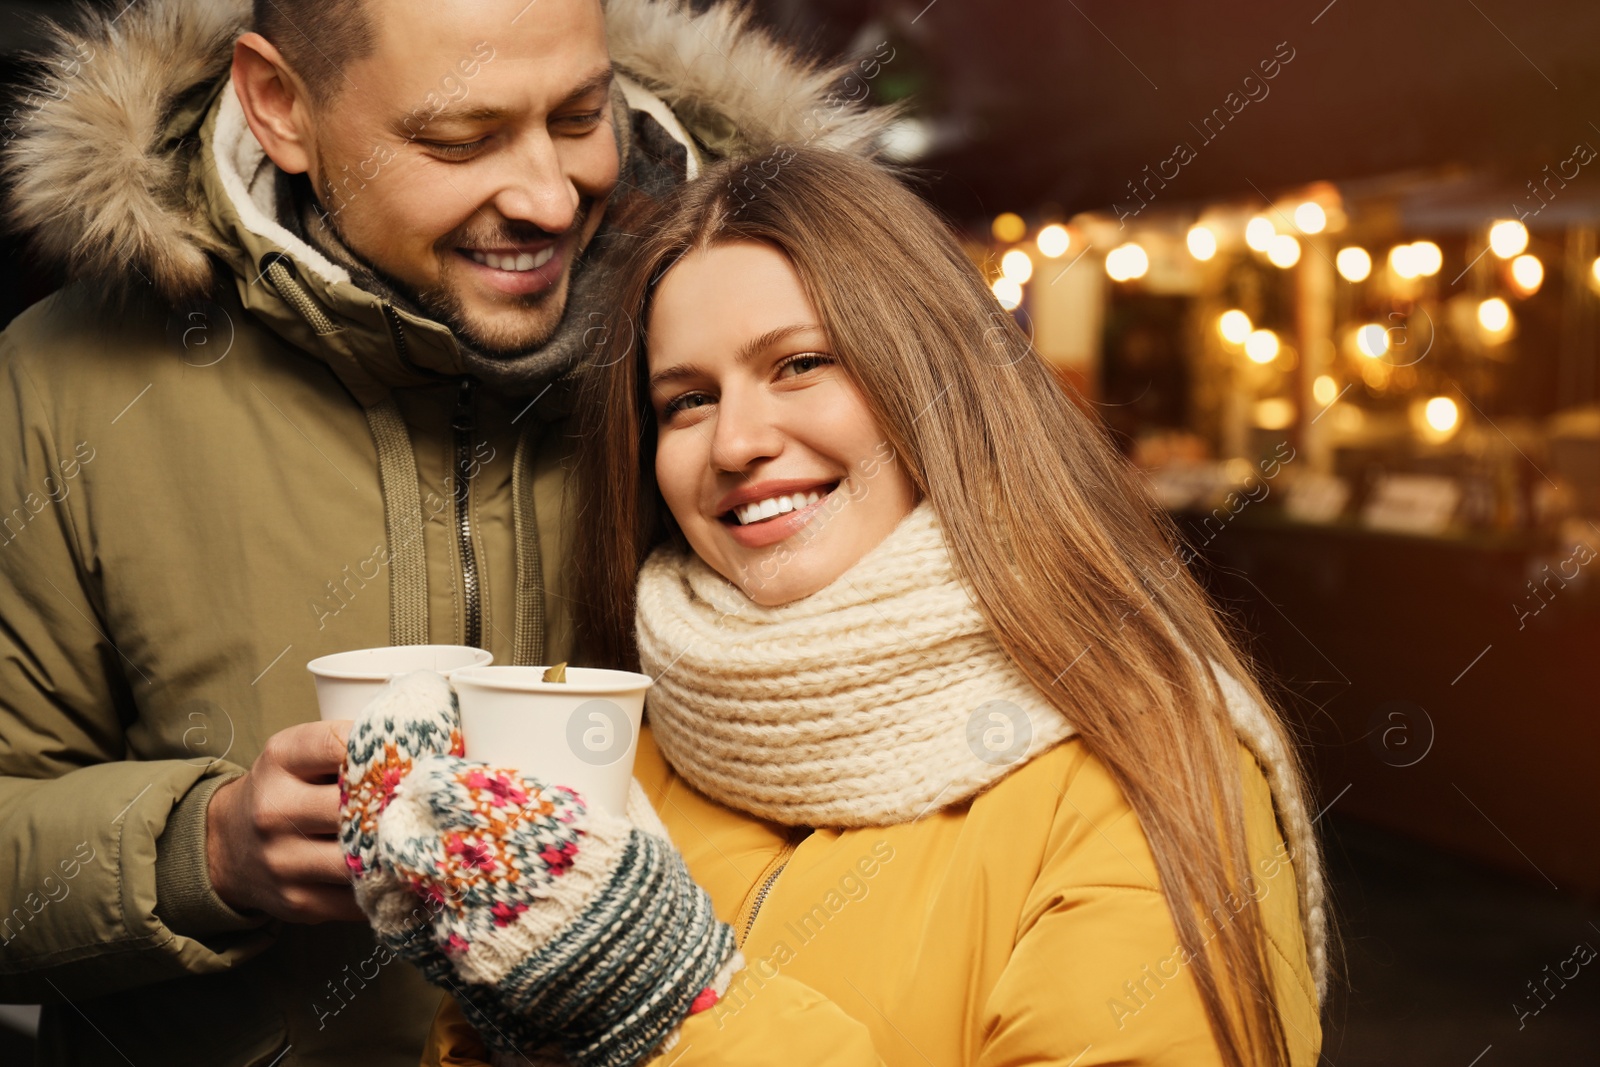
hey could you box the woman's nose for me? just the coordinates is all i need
[707,388,785,473]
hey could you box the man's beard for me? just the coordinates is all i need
[317,176,593,360]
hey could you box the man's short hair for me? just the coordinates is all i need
[252,0,377,104]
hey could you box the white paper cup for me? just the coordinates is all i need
[451,666,652,817]
[307,645,493,721]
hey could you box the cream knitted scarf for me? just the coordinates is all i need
[635,503,1077,827]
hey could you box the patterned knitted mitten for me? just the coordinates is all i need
[338,669,464,983]
[378,755,743,1067]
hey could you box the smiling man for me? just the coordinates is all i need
[234,0,628,388]
[239,0,621,365]
[0,0,887,1064]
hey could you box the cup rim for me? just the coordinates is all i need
[306,645,493,681]
[451,665,653,696]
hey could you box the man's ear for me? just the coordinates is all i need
[231,32,314,175]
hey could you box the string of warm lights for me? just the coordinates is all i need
[983,202,1596,448]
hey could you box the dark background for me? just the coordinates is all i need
[2,1,1598,1064]
[758,0,1600,221]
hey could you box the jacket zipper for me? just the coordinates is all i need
[452,378,483,649]
[744,864,787,943]
[739,828,811,945]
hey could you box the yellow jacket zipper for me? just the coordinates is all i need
[736,828,810,947]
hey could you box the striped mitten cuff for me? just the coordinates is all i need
[338,669,464,980]
[377,755,742,1067]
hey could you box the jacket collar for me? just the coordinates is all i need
[195,80,461,402]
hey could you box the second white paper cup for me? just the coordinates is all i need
[451,666,652,817]
[308,644,493,721]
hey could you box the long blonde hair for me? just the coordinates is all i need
[572,147,1328,1066]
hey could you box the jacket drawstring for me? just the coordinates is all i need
[510,418,546,666]
[363,399,431,646]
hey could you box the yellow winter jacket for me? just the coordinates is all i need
[421,721,1322,1066]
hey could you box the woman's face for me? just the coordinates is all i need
[646,240,918,606]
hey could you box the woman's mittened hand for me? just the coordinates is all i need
[340,671,742,1066]
[374,758,740,1066]
[337,669,465,975]
[374,756,620,982]
[338,669,464,883]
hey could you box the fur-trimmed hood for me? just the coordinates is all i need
[2,0,892,305]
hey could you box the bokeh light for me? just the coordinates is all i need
[1186,225,1218,261]
[1268,234,1302,268]
[992,212,1026,243]
[1036,224,1070,258]
[1245,216,1276,252]
[1477,296,1511,334]
[1294,202,1327,234]
[1000,248,1034,284]
[1105,243,1149,281]
[1510,253,1543,294]
[1336,246,1372,282]
[1245,329,1281,363]
[991,277,1022,310]
[1218,309,1253,344]
[1488,219,1529,258]
[1356,323,1389,358]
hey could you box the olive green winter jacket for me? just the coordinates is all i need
[0,1,886,1064]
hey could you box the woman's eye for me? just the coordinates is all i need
[777,353,834,378]
[662,392,714,419]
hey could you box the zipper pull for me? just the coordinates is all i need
[452,378,476,434]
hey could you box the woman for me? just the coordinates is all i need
[344,148,1329,1067]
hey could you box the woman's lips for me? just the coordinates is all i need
[721,485,839,549]
[457,241,565,296]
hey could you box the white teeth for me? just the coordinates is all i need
[467,249,554,272]
[732,488,831,525]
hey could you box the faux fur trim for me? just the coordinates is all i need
[603,0,897,155]
[2,0,894,304]
[2,0,243,301]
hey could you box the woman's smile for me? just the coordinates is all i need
[715,478,839,547]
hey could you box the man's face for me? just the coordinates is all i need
[304,0,619,356]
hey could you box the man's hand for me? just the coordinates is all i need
[206,719,364,923]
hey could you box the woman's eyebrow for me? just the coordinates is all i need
[648,362,708,391]
[649,323,823,391]
[734,323,822,364]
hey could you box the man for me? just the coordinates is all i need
[0,0,886,1063]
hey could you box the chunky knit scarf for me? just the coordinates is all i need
[635,503,1078,827]
[635,502,1330,1002]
